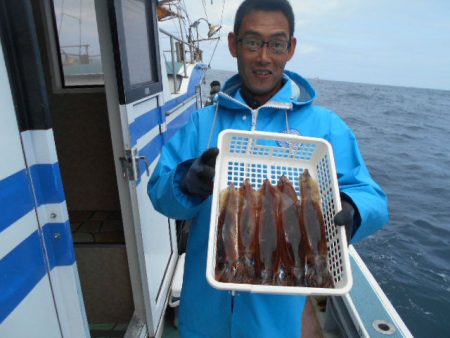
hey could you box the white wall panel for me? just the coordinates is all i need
[0,211,37,260]
[21,130,59,166]
[0,276,61,338]
[49,265,90,338]
[0,39,26,179]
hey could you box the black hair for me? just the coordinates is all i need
[210,80,221,87]
[233,0,295,37]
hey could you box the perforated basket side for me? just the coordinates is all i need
[315,152,349,289]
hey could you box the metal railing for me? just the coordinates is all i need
[159,28,203,93]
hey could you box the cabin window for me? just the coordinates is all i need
[51,0,104,87]
[109,0,163,103]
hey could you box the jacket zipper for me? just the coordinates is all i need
[217,92,292,132]
[251,109,258,131]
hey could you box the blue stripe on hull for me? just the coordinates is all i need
[136,133,164,186]
[0,163,66,233]
[164,102,197,142]
[0,221,76,323]
[129,64,205,147]
[43,221,76,268]
[30,163,66,206]
[0,170,35,233]
[0,231,47,323]
[130,106,162,146]
[0,161,74,322]
[135,102,197,185]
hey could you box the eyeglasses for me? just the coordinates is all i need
[237,37,291,54]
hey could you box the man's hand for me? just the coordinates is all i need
[334,200,355,243]
[180,148,219,198]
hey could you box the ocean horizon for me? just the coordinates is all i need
[202,69,450,338]
[204,68,450,92]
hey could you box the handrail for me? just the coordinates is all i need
[159,28,196,48]
[159,28,203,93]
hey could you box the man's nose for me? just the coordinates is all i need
[256,44,271,62]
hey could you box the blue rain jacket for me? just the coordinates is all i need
[148,71,389,338]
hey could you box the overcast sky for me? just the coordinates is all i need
[161,0,450,91]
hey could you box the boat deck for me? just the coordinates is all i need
[69,210,132,338]
[70,210,125,244]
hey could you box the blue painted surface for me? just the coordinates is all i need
[29,163,66,206]
[135,101,198,186]
[136,133,165,186]
[134,65,204,185]
[0,221,76,323]
[0,163,66,233]
[0,170,34,232]
[130,106,162,146]
[0,161,74,322]
[164,102,197,142]
[129,64,205,148]
[0,231,47,323]
[43,221,76,268]
[349,254,404,338]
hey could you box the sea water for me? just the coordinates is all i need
[202,69,450,338]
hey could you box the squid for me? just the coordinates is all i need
[274,175,304,286]
[257,180,280,285]
[216,184,240,283]
[215,188,227,279]
[300,169,334,288]
[235,179,259,283]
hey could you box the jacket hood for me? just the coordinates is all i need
[217,70,316,110]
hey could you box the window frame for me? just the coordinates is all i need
[43,0,105,92]
[108,0,163,104]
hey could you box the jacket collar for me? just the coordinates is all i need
[216,70,316,110]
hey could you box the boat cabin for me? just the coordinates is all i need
[0,0,204,337]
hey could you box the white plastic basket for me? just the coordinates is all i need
[206,129,353,296]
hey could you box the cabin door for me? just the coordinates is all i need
[95,1,177,336]
[0,1,89,337]
[0,34,64,338]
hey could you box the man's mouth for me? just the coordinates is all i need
[254,70,272,76]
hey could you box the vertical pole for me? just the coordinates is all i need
[170,36,177,93]
[188,27,194,64]
[79,0,82,61]
[177,18,188,77]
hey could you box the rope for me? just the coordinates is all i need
[179,0,192,28]
[201,0,209,21]
[207,0,225,67]
[207,37,221,68]
[207,102,220,148]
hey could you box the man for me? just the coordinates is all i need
[205,80,221,106]
[148,0,389,337]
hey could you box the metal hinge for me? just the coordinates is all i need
[119,149,150,181]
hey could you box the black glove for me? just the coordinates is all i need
[334,200,355,243]
[180,148,219,198]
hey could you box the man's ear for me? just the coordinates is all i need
[287,37,297,61]
[228,32,238,58]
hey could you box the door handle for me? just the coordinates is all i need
[136,155,151,177]
[120,150,151,181]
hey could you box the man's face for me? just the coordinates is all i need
[228,10,296,104]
